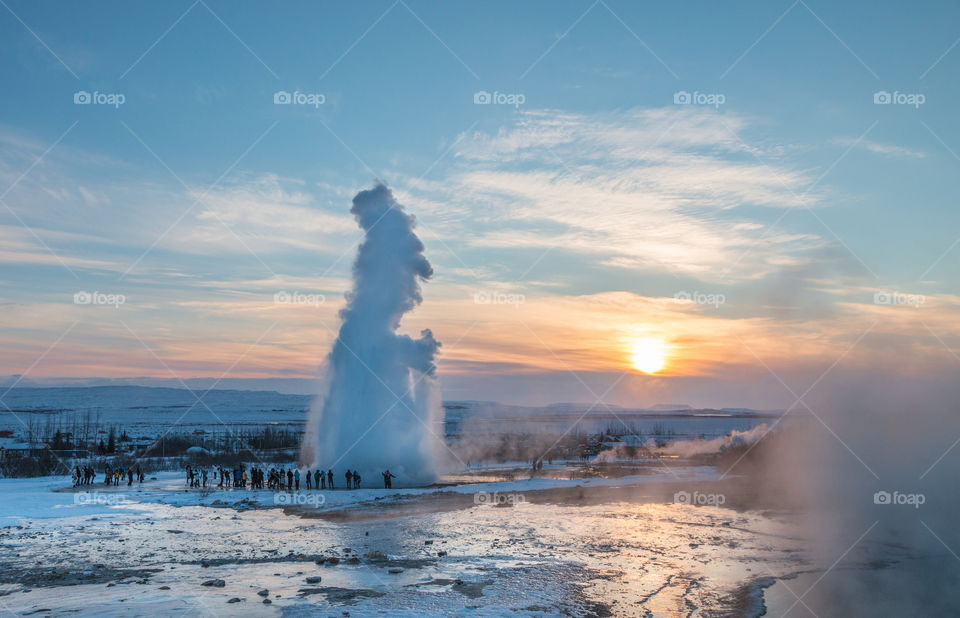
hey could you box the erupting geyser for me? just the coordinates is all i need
[302,183,444,485]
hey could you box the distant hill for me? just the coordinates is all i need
[647,403,694,412]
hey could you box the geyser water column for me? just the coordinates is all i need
[304,183,444,486]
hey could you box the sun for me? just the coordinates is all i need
[629,337,668,374]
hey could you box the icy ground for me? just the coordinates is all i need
[0,464,809,617]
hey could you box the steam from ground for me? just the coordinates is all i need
[301,184,444,486]
[743,374,960,615]
[656,424,769,458]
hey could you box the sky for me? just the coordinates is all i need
[1,0,958,407]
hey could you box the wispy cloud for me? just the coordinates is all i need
[831,136,926,159]
[400,107,827,280]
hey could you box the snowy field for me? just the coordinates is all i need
[0,460,816,617]
[0,386,780,442]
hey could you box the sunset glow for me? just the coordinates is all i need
[629,337,668,374]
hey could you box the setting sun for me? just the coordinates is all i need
[629,337,668,374]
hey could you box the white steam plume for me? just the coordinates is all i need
[302,183,443,486]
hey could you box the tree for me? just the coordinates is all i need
[107,427,116,454]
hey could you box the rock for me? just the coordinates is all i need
[257,589,269,597]
[365,550,386,560]
[325,557,340,565]
[346,557,360,564]
[388,568,403,574]
[202,579,225,587]
[262,598,272,604]
[159,586,171,590]
[437,551,447,557]
[424,540,433,545]
[305,576,322,584]
[227,597,242,603]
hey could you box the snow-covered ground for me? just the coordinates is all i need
[0,461,813,617]
[0,386,783,441]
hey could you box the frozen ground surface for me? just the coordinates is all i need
[0,464,821,617]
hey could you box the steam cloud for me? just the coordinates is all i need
[302,183,444,485]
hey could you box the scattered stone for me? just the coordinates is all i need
[202,579,225,588]
[306,577,322,584]
[158,586,171,590]
[424,540,433,545]
[166,530,184,534]
[325,557,340,566]
[437,551,447,557]
[227,597,242,603]
[257,589,269,597]
[346,557,360,564]
[388,568,403,574]
[262,598,272,604]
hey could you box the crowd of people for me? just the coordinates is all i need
[73,464,144,486]
[70,462,400,491]
[182,465,400,490]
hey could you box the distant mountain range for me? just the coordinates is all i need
[0,384,780,417]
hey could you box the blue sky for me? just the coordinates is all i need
[1,0,959,406]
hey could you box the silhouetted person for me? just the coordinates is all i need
[382,470,396,489]
[327,470,334,489]
[345,470,352,489]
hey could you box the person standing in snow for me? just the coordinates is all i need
[382,470,396,489]
[294,468,300,490]
[327,469,334,489]
[305,469,312,489]
[345,470,352,489]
